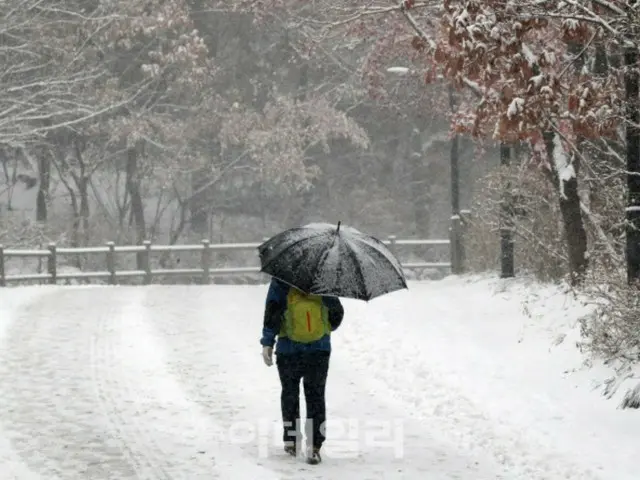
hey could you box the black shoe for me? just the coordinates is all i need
[306,447,321,464]
[284,445,296,456]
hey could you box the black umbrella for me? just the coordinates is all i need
[257,222,408,301]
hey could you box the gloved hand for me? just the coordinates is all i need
[262,346,273,366]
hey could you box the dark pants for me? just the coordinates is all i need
[276,351,330,450]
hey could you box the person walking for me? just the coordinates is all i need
[260,277,344,464]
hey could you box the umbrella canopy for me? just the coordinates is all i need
[258,222,408,301]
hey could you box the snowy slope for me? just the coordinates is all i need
[0,275,637,479]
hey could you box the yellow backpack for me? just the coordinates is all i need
[281,288,331,343]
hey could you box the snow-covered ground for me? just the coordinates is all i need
[0,274,637,479]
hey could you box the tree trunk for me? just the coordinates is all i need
[72,140,91,248]
[36,150,50,222]
[543,131,588,283]
[50,145,80,251]
[159,196,189,268]
[114,167,129,230]
[190,165,211,234]
[69,189,80,249]
[69,190,82,268]
[1,148,17,211]
[126,146,147,269]
[78,176,90,247]
[624,40,640,284]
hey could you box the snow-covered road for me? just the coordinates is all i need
[0,276,636,479]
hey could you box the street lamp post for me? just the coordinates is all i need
[387,66,464,273]
[447,84,464,274]
[499,143,515,278]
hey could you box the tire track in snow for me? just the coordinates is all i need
[0,286,283,479]
[0,288,58,480]
[90,286,283,480]
[89,302,176,480]
[133,286,316,479]
[0,289,140,479]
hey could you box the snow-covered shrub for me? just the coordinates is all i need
[621,383,640,410]
[463,164,568,282]
[578,270,640,362]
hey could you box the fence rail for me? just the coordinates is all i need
[0,236,451,286]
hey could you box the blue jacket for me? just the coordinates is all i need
[260,278,344,355]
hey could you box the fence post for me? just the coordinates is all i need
[143,240,152,285]
[47,243,57,285]
[387,235,397,256]
[0,245,5,287]
[460,209,470,272]
[450,216,463,274]
[201,239,211,284]
[106,241,116,285]
[260,237,270,283]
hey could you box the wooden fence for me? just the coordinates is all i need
[0,236,451,286]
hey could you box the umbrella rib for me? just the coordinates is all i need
[352,236,405,280]
[308,236,335,292]
[259,231,327,274]
[345,238,369,300]
[352,238,408,289]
